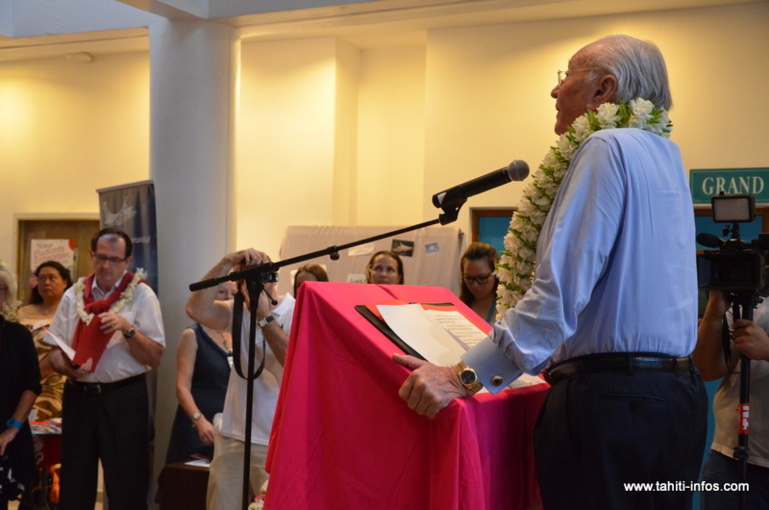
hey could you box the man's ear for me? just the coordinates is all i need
[593,74,618,105]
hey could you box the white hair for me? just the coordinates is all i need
[0,260,19,320]
[585,34,673,110]
[0,260,17,300]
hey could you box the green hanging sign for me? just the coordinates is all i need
[690,168,769,205]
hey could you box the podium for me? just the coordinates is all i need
[265,282,548,509]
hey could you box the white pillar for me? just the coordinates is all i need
[148,17,239,494]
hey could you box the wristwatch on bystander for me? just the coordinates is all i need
[258,315,275,328]
[6,418,23,429]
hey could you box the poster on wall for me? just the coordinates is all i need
[30,239,76,273]
[97,180,159,293]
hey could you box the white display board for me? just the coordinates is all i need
[277,225,465,297]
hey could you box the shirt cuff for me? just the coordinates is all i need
[462,336,521,395]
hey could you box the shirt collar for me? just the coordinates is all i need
[91,270,128,298]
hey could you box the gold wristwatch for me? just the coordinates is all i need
[454,360,483,394]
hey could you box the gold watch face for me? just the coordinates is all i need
[460,368,478,386]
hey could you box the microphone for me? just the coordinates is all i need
[696,232,724,249]
[432,160,529,209]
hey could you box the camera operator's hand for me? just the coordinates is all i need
[695,290,734,381]
[702,290,730,319]
[187,248,269,331]
[732,318,769,362]
[223,249,269,272]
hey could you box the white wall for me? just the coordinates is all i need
[0,51,149,268]
[356,45,426,226]
[236,37,341,259]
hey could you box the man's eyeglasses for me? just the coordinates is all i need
[557,67,605,87]
[463,273,493,285]
[93,254,128,265]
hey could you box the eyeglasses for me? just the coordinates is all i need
[463,273,493,285]
[557,67,605,87]
[93,254,128,265]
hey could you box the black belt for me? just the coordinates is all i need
[543,353,692,386]
[67,373,145,395]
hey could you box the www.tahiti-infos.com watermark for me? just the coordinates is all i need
[624,481,750,492]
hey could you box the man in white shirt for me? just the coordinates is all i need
[46,228,165,510]
[186,248,294,510]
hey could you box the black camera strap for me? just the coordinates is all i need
[721,312,732,367]
[231,287,266,380]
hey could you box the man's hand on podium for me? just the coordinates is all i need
[393,353,472,419]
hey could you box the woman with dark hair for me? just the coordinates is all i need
[17,261,73,421]
[458,242,499,324]
[0,262,41,509]
[24,261,73,308]
[365,251,404,285]
[293,264,329,297]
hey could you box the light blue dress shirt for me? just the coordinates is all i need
[464,128,698,393]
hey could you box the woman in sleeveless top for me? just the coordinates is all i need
[165,282,237,464]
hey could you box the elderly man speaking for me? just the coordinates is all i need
[395,35,707,510]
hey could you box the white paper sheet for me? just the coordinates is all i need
[423,309,489,350]
[378,304,466,366]
[43,326,76,363]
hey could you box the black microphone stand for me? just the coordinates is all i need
[228,276,270,510]
[188,203,464,510]
[729,292,756,510]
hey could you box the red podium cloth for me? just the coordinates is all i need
[265,282,548,510]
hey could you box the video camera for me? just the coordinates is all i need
[696,193,769,296]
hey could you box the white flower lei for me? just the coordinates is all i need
[0,302,19,322]
[74,268,147,325]
[496,99,672,318]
